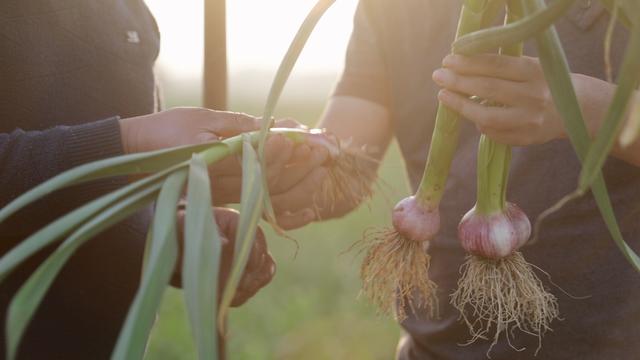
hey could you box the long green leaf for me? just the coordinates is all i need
[526,0,640,271]
[255,0,336,232]
[183,155,222,360]
[0,142,219,224]
[481,0,509,28]
[599,0,633,28]
[0,162,184,284]
[112,170,187,360]
[616,0,640,26]
[256,0,336,151]
[453,0,574,56]
[140,220,154,280]
[218,135,265,331]
[579,27,640,190]
[0,128,317,229]
[5,185,160,360]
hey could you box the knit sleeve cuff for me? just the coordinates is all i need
[59,117,128,204]
[66,116,124,168]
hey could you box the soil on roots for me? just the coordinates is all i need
[358,228,438,321]
[450,252,559,356]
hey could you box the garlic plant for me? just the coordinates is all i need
[451,3,558,353]
[358,0,497,321]
[362,0,639,355]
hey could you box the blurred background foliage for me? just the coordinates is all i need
[142,1,408,357]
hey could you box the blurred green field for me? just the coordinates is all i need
[145,76,411,360]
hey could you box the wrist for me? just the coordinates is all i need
[118,117,138,154]
[572,73,615,140]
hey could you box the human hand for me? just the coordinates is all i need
[268,121,331,230]
[119,107,260,154]
[432,54,571,146]
[271,142,377,230]
[118,108,328,205]
[174,207,275,307]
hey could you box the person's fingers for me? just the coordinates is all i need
[201,110,260,138]
[211,175,242,204]
[276,208,316,230]
[230,222,275,307]
[243,228,268,272]
[437,90,523,132]
[442,54,540,82]
[232,252,275,307]
[209,155,242,177]
[194,131,219,143]
[213,207,270,275]
[270,144,329,194]
[211,129,301,179]
[264,134,294,187]
[211,135,305,203]
[269,144,311,194]
[213,207,240,237]
[271,166,328,214]
[432,68,531,106]
[273,117,308,129]
[264,134,294,165]
[178,206,274,308]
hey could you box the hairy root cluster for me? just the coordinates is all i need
[315,148,377,217]
[358,228,438,321]
[451,252,559,356]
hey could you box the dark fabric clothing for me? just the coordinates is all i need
[0,0,160,358]
[0,118,123,235]
[335,1,640,359]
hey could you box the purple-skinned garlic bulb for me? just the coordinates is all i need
[392,196,441,243]
[458,202,530,259]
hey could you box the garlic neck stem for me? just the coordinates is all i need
[415,0,490,209]
[475,1,524,216]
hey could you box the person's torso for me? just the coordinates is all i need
[0,1,159,358]
[365,0,640,358]
[0,0,160,131]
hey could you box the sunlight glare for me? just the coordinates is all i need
[145,0,357,77]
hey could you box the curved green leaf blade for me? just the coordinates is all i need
[0,141,220,224]
[599,0,633,28]
[140,220,154,280]
[0,163,182,284]
[5,185,160,360]
[183,154,221,360]
[579,28,640,190]
[616,0,640,26]
[255,0,335,233]
[257,0,336,149]
[453,0,575,56]
[112,170,187,360]
[0,128,311,229]
[526,0,640,271]
[218,135,265,331]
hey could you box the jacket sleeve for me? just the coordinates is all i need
[0,117,125,236]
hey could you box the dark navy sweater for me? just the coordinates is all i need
[0,1,160,358]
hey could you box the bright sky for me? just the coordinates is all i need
[145,0,358,77]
